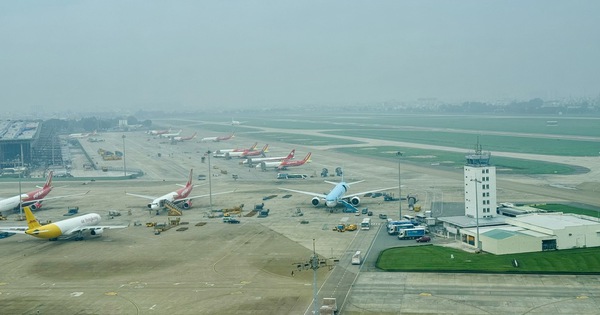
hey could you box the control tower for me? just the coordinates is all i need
[464,142,497,219]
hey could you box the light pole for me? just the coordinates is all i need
[207,150,213,210]
[397,151,403,220]
[122,135,126,177]
[471,178,482,250]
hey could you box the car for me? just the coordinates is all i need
[228,218,240,224]
[367,211,373,216]
[416,236,431,243]
[355,211,361,216]
[361,208,368,214]
[379,214,387,219]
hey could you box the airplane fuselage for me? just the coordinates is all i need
[26,213,101,239]
[325,183,349,207]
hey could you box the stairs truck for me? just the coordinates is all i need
[397,227,426,240]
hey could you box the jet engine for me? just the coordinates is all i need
[90,228,104,236]
[311,197,320,206]
[181,200,192,209]
[29,202,43,210]
[350,196,360,206]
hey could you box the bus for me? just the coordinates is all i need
[403,215,415,221]
[360,218,371,230]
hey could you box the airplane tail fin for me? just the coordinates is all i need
[286,149,295,160]
[191,132,197,139]
[262,144,269,153]
[44,171,54,188]
[249,142,258,150]
[186,169,193,187]
[24,206,41,230]
[303,152,312,163]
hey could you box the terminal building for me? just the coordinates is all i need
[0,120,66,176]
[437,145,600,255]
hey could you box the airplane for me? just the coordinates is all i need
[231,118,246,125]
[147,128,171,135]
[201,133,235,142]
[0,171,87,213]
[68,130,97,139]
[0,206,127,241]
[242,149,295,166]
[213,142,258,158]
[226,144,269,159]
[279,177,397,208]
[159,130,182,138]
[172,132,197,142]
[126,169,232,211]
[260,152,311,171]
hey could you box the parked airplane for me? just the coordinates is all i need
[147,128,171,135]
[242,149,295,166]
[0,171,87,213]
[201,133,235,142]
[260,152,311,170]
[159,130,182,138]
[126,169,232,211]
[280,178,397,208]
[68,130,96,139]
[0,206,127,241]
[172,132,197,142]
[213,142,258,158]
[226,144,269,159]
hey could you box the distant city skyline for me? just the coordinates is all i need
[1,1,599,113]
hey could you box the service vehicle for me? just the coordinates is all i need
[416,236,431,243]
[398,227,426,240]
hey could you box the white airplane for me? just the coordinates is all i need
[231,118,246,125]
[280,178,397,208]
[126,169,232,211]
[68,130,97,139]
[242,149,295,166]
[200,133,235,142]
[0,206,127,241]
[159,130,182,138]
[172,132,197,142]
[0,171,87,213]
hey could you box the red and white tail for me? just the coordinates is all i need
[286,149,295,160]
[249,142,258,150]
[186,169,193,187]
[44,171,54,188]
[261,144,269,153]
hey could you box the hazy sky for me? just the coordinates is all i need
[1,1,599,112]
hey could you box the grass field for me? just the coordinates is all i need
[333,146,583,175]
[532,204,600,218]
[377,245,600,274]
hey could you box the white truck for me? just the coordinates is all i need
[351,251,361,265]
[320,297,338,315]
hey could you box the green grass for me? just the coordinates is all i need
[325,129,600,157]
[532,204,600,218]
[246,132,364,146]
[377,246,600,274]
[332,146,583,175]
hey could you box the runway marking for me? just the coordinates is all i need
[70,292,84,297]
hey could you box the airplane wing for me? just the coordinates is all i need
[176,190,235,202]
[279,188,327,199]
[66,225,128,235]
[0,227,27,233]
[125,192,157,200]
[345,186,399,200]
[24,191,90,204]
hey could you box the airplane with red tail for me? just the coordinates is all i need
[172,132,197,142]
[260,152,312,170]
[0,171,88,213]
[126,169,233,211]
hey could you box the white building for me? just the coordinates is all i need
[459,213,600,255]
[464,151,497,220]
